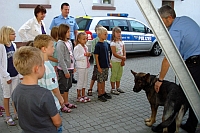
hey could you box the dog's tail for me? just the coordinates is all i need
[152,100,182,132]
[152,110,178,132]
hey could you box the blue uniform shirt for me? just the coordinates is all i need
[49,15,79,40]
[169,16,200,60]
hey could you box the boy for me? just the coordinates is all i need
[88,24,102,96]
[12,46,61,132]
[94,27,112,102]
[34,35,70,132]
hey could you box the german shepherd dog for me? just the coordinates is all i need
[131,70,189,133]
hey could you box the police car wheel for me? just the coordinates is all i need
[150,43,162,56]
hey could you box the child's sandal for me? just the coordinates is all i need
[83,96,91,102]
[65,103,77,109]
[61,106,71,113]
[5,117,16,126]
[77,97,87,103]
[87,89,93,96]
[0,106,5,112]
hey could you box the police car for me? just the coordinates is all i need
[75,13,162,56]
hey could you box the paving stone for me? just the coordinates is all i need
[0,53,198,133]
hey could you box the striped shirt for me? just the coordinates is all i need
[38,61,60,110]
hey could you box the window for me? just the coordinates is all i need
[162,1,174,8]
[129,20,145,33]
[111,19,129,31]
[93,0,112,5]
[92,0,116,10]
[98,20,110,30]
[76,18,92,30]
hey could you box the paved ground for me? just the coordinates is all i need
[0,53,199,133]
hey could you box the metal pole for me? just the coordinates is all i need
[135,0,200,121]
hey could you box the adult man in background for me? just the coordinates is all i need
[50,2,79,83]
[154,5,200,133]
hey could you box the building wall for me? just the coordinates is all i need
[0,0,199,42]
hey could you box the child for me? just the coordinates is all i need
[0,26,21,126]
[56,24,77,109]
[12,46,61,132]
[94,27,112,102]
[74,32,91,102]
[34,34,70,132]
[88,24,102,96]
[48,26,59,74]
[110,27,126,95]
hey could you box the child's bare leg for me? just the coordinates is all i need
[111,82,115,89]
[89,80,95,90]
[4,98,10,117]
[97,82,102,95]
[116,81,120,89]
[77,89,81,98]
[82,88,86,97]
[102,81,105,94]
[63,92,69,104]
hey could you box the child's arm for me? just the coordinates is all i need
[111,46,126,60]
[94,54,102,73]
[52,88,64,106]
[51,113,62,128]
[48,56,58,63]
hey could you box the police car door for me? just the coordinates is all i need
[111,19,133,52]
[129,20,152,52]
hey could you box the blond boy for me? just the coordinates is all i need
[12,46,61,132]
[94,27,112,102]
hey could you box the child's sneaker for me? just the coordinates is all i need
[98,95,107,102]
[111,89,120,95]
[103,93,112,99]
[117,88,125,93]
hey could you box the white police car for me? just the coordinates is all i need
[76,13,162,56]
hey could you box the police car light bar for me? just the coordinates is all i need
[107,13,128,17]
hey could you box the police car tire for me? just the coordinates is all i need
[150,43,162,56]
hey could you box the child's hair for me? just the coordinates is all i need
[95,24,103,33]
[0,26,15,45]
[50,26,59,41]
[33,34,53,49]
[96,26,107,35]
[26,40,34,47]
[111,26,122,42]
[13,46,43,75]
[75,32,87,46]
[58,24,70,41]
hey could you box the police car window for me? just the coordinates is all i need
[111,19,129,31]
[129,20,145,33]
[76,18,91,30]
[98,20,110,31]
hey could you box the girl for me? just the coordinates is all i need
[48,26,59,75]
[74,32,91,102]
[56,24,77,110]
[0,26,21,126]
[110,27,126,95]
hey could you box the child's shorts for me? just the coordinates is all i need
[91,65,98,81]
[110,61,123,82]
[57,69,73,94]
[97,68,109,83]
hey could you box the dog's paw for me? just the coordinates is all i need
[144,118,151,122]
[145,121,154,127]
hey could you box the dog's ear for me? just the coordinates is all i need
[131,70,137,76]
[144,73,150,80]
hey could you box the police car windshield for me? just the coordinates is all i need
[76,18,92,30]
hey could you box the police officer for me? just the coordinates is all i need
[49,2,79,83]
[49,2,79,49]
